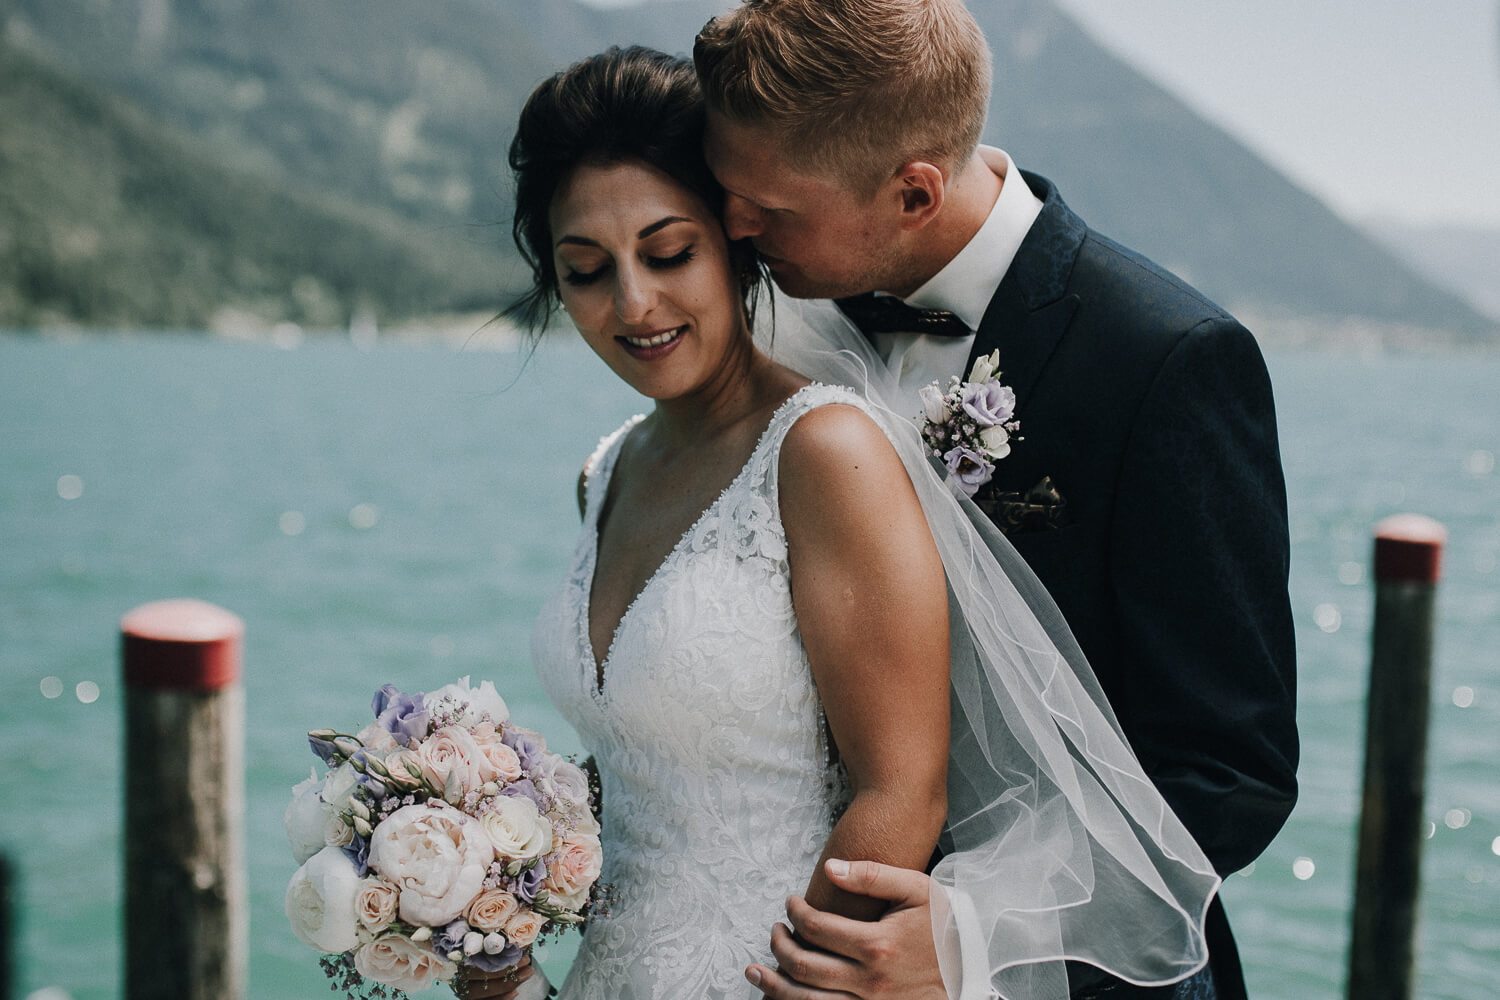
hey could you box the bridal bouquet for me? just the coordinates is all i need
[917,348,1021,497]
[284,676,604,996]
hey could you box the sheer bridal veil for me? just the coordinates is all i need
[760,295,1220,1000]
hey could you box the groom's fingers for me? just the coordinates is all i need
[770,918,862,983]
[783,895,884,963]
[823,858,931,908]
[746,959,858,1000]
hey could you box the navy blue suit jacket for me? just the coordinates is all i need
[965,173,1299,998]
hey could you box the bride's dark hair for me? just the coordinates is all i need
[507,45,763,333]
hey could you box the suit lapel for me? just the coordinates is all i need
[967,172,1086,402]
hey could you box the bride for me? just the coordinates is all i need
[469,47,1218,1000]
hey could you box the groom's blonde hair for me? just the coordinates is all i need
[694,0,991,196]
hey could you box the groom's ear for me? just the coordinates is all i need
[893,161,945,231]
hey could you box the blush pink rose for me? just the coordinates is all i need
[464,887,520,932]
[353,932,456,992]
[504,909,546,948]
[543,832,602,911]
[470,725,523,784]
[354,876,400,933]
[416,726,485,796]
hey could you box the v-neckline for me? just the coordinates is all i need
[579,384,817,698]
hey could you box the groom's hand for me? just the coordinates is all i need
[745,859,948,1000]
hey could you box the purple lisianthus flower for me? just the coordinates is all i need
[960,380,1016,428]
[943,445,994,498]
[372,684,429,748]
[498,778,544,809]
[433,919,472,960]
[513,860,547,903]
[308,732,341,765]
[341,833,370,876]
[501,727,546,771]
[466,941,524,973]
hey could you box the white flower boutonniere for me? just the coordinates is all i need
[917,349,1022,497]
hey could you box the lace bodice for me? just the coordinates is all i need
[531,384,858,999]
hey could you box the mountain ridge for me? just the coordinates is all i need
[2,0,1493,343]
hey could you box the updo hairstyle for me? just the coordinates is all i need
[507,45,761,333]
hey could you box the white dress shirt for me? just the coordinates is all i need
[869,147,1044,414]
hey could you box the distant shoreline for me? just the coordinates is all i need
[2,312,1494,353]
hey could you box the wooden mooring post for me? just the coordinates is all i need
[1,853,12,1000]
[121,600,247,1000]
[1346,514,1446,1000]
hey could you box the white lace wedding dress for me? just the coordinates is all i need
[532,383,859,1000]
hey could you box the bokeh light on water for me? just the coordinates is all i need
[2,339,1497,999]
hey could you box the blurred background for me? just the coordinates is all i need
[1,1,1496,998]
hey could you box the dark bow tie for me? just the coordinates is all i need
[835,293,971,338]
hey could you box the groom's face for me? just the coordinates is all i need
[705,113,903,300]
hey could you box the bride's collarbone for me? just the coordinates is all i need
[588,419,767,644]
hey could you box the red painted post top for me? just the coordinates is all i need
[1374,514,1447,584]
[121,599,244,691]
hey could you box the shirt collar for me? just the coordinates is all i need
[902,147,1044,331]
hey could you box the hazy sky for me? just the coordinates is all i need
[583,0,1500,230]
[1052,0,1500,230]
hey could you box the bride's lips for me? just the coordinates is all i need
[618,325,686,360]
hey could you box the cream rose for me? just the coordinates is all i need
[353,932,456,992]
[569,809,601,839]
[367,803,493,926]
[354,876,400,933]
[543,832,602,911]
[416,725,485,797]
[479,795,552,862]
[464,887,521,932]
[285,769,333,865]
[471,725,524,784]
[504,909,546,948]
[285,845,361,954]
[323,809,356,849]
[534,755,590,813]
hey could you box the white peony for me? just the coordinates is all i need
[423,675,509,727]
[479,795,553,862]
[285,769,333,865]
[353,932,456,992]
[285,845,361,954]
[367,803,493,926]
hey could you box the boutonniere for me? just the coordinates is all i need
[917,349,1021,498]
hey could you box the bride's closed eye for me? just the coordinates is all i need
[561,246,698,287]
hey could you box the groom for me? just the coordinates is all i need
[696,1,1298,998]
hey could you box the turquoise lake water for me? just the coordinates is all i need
[1,334,1496,998]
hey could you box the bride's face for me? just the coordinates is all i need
[549,159,747,402]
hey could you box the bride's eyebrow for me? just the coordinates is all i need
[637,216,692,239]
[554,216,694,249]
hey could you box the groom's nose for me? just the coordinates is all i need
[722,193,765,240]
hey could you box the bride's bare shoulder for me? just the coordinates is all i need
[777,400,912,522]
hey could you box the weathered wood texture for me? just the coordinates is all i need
[122,601,246,1000]
[1347,515,1445,1000]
